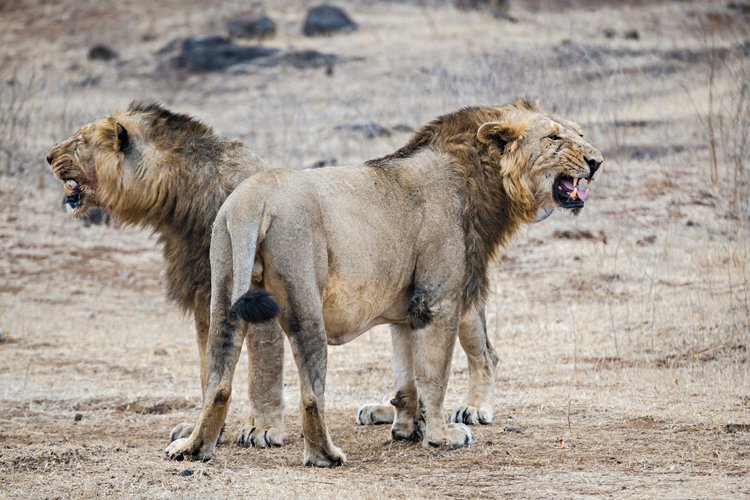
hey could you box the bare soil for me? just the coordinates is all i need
[1,0,749,497]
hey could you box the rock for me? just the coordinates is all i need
[227,14,276,40]
[306,158,337,169]
[727,2,750,16]
[0,328,5,343]
[335,122,391,139]
[624,29,640,40]
[303,4,357,37]
[74,413,83,422]
[82,207,110,227]
[603,28,616,38]
[88,44,118,61]
[335,122,412,139]
[170,35,278,72]
[60,196,111,226]
[261,50,338,70]
[179,469,194,477]
[454,0,516,21]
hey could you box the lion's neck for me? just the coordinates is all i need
[144,145,268,314]
[458,162,528,308]
[155,171,226,314]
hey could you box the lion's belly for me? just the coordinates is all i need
[321,277,411,345]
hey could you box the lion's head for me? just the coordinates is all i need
[46,102,218,225]
[366,100,603,305]
[475,99,603,220]
[370,99,603,224]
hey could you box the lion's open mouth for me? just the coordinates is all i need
[554,174,589,210]
[63,179,82,212]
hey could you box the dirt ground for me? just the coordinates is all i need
[1,0,749,497]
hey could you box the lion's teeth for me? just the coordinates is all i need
[573,178,579,187]
[64,180,79,195]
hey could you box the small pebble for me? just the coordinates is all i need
[74,413,83,422]
[179,469,194,477]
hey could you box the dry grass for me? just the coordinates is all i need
[1,0,749,497]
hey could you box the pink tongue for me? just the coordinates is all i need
[560,179,589,201]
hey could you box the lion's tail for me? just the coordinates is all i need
[230,288,279,323]
[212,203,280,325]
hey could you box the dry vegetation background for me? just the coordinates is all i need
[1,0,749,497]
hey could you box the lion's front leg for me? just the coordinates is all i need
[386,325,421,441]
[237,320,287,448]
[165,306,246,462]
[169,310,209,443]
[412,309,472,449]
[450,307,497,426]
[356,325,417,432]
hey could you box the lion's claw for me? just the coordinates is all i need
[449,406,493,425]
[237,425,286,448]
[169,422,194,443]
[426,423,473,449]
[164,437,215,462]
[356,404,395,425]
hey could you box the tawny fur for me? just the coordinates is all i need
[47,103,503,449]
[48,102,267,315]
[164,101,604,466]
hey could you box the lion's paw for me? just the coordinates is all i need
[169,422,194,443]
[390,419,422,442]
[164,437,215,462]
[304,444,347,468]
[449,406,493,426]
[425,423,473,449]
[237,425,287,448]
[356,404,395,425]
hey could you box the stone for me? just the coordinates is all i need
[170,35,278,72]
[303,4,357,37]
[88,44,118,61]
[227,14,276,40]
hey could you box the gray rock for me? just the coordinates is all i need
[454,0,516,21]
[170,35,278,72]
[88,44,118,61]
[303,4,357,37]
[259,49,338,70]
[227,14,276,40]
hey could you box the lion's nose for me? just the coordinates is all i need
[46,151,56,165]
[586,156,602,177]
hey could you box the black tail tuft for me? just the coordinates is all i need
[230,288,280,323]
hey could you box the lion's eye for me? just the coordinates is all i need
[549,135,562,141]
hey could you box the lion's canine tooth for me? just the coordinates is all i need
[573,177,579,187]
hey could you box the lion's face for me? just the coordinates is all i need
[47,124,99,217]
[477,109,603,219]
[47,115,133,219]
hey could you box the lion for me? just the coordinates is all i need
[164,99,603,466]
[46,102,501,448]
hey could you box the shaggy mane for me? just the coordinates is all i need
[366,98,541,307]
[127,101,215,139]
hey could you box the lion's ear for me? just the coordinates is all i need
[477,121,526,153]
[116,123,130,152]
